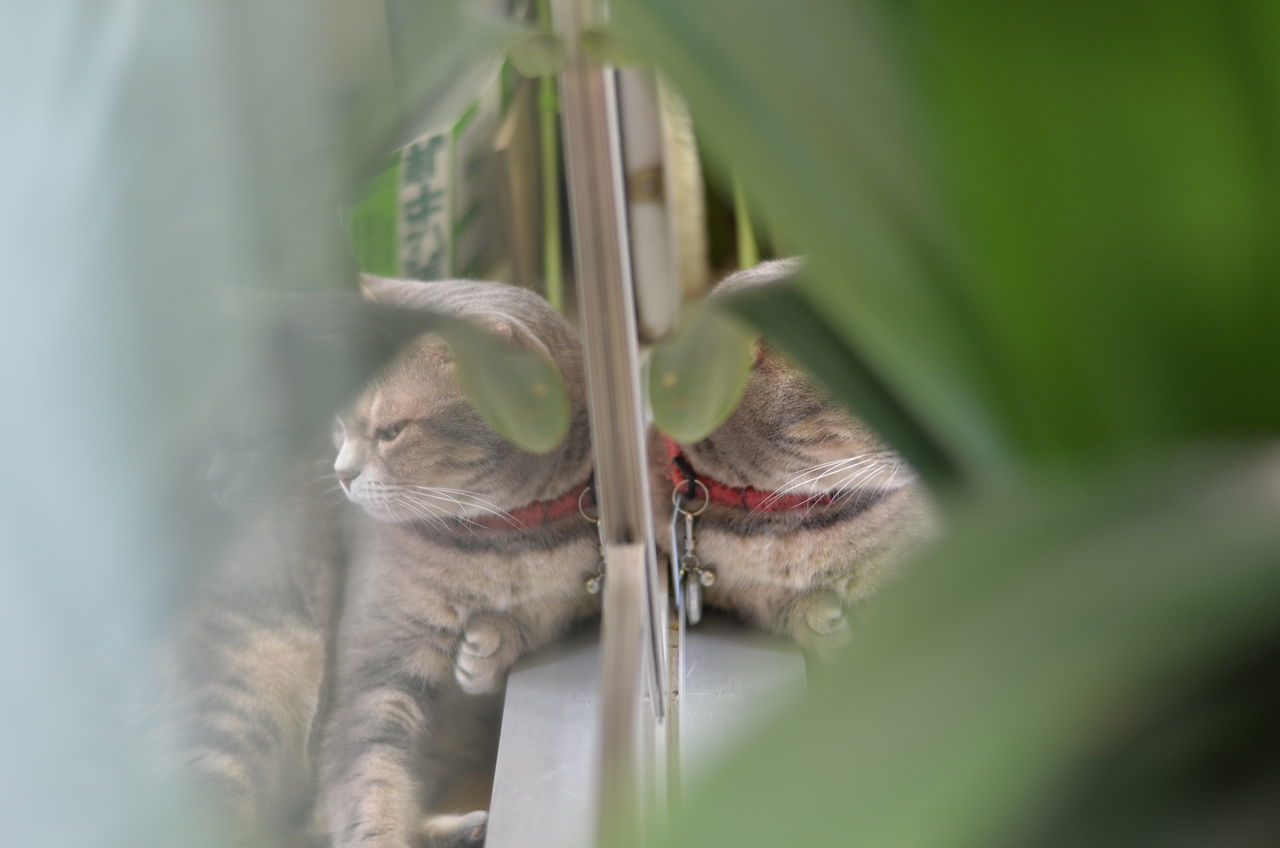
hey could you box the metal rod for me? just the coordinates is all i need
[552,0,666,840]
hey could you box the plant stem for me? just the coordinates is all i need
[537,0,564,312]
[733,172,758,269]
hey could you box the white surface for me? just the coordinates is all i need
[485,616,805,847]
[486,626,602,848]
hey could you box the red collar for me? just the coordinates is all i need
[463,480,593,531]
[664,437,837,513]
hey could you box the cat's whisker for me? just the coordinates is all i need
[822,463,883,510]
[783,456,878,491]
[880,461,902,494]
[398,492,450,520]
[833,461,883,491]
[402,491,498,530]
[803,456,882,490]
[408,488,500,517]
[770,455,871,492]
[395,495,449,530]
[799,463,881,518]
[837,462,885,493]
[406,486,518,525]
[755,460,858,502]
[834,463,890,507]
[407,485,513,513]
[752,456,879,513]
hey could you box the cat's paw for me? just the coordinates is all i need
[462,620,503,660]
[788,591,852,659]
[417,810,487,848]
[455,615,517,695]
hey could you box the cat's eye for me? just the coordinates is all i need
[374,421,408,442]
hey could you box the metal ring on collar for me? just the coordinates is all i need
[578,487,600,524]
[672,479,710,516]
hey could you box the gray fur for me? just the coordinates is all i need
[157,464,347,845]
[654,260,938,657]
[161,278,596,848]
[318,277,598,848]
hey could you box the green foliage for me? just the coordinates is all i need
[613,0,1280,483]
[10,0,1278,844]
[506,30,565,78]
[614,0,1005,482]
[649,301,757,443]
[245,294,570,457]
[611,0,1280,844]
[445,319,571,454]
[630,451,1280,848]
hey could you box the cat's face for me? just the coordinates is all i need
[333,277,592,526]
[334,337,504,523]
[682,259,915,498]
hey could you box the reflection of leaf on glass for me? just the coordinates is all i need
[649,301,756,444]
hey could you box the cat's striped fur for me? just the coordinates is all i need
[161,467,346,844]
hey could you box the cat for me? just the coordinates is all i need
[652,259,937,658]
[157,463,347,847]
[316,276,599,848]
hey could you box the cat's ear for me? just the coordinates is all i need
[359,274,424,307]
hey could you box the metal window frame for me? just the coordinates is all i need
[551,0,669,839]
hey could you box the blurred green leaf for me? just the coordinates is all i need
[649,301,757,443]
[443,320,571,455]
[580,27,645,68]
[361,2,524,174]
[612,0,1008,483]
[613,2,1280,845]
[917,0,1280,466]
[246,294,570,456]
[506,30,564,78]
[638,450,1280,848]
[613,0,1280,481]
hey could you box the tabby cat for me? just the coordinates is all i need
[317,277,598,848]
[653,259,936,657]
[165,277,597,848]
[160,464,346,846]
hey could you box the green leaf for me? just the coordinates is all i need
[610,0,1008,482]
[636,451,1280,848]
[580,27,645,67]
[612,0,1280,478]
[239,294,570,459]
[649,301,757,444]
[442,320,571,454]
[506,30,564,78]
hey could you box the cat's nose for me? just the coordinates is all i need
[335,470,357,490]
